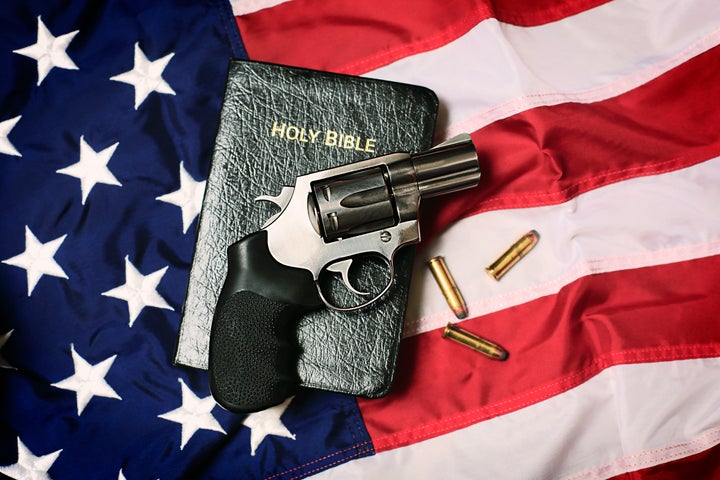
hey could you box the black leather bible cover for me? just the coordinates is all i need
[175,59,438,397]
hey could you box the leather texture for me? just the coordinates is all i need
[175,59,438,397]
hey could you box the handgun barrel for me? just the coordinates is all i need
[410,135,480,198]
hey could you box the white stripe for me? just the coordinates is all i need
[229,0,290,16]
[315,357,720,479]
[367,0,720,138]
[405,156,720,337]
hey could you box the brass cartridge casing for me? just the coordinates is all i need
[486,230,539,281]
[427,256,468,319]
[442,323,508,360]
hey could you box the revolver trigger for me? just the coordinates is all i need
[326,259,370,297]
[255,186,294,228]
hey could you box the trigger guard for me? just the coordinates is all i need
[316,258,396,312]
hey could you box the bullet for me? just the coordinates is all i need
[486,230,539,281]
[427,256,468,319]
[442,323,508,360]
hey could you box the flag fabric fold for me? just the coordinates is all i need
[2,0,720,479]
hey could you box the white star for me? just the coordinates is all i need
[0,116,22,157]
[158,378,226,450]
[156,162,206,233]
[13,16,79,86]
[110,42,175,110]
[0,437,62,480]
[243,397,296,456]
[2,226,68,296]
[51,344,121,415]
[56,135,121,205]
[102,256,173,327]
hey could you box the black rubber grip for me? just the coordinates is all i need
[209,230,322,413]
[210,291,300,412]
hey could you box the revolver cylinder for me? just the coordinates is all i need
[312,167,396,241]
[309,134,480,243]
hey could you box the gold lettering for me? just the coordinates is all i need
[271,121,286,138]
[286,126,299,140]
[272,123,376,151]
[325,130,338,146]
[354,136,366,152]
[298,128,309,143]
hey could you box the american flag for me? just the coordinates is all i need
[2,0,720,479]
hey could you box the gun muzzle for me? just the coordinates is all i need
[410,133,480,198]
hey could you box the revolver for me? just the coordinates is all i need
[209,134,480,413]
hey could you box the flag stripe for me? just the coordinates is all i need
[316,358,720,479]
[571,429,720,480]
[419,42,720,238]
[358,254,720,450]
[227,1,720,477]
[369,0,720,136]
[234,0,720,237]
[229,0,290,16]
[406,155,720,337]
[235,0,613,74]
[607,441,720,480]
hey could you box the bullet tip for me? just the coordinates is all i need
[485,267,500,281]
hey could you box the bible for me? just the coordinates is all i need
[175,59,438,398]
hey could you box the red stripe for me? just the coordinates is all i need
[357,254,720,451]
[608,441,720,479]
[420,45,720,240]
[235,0,611,74]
